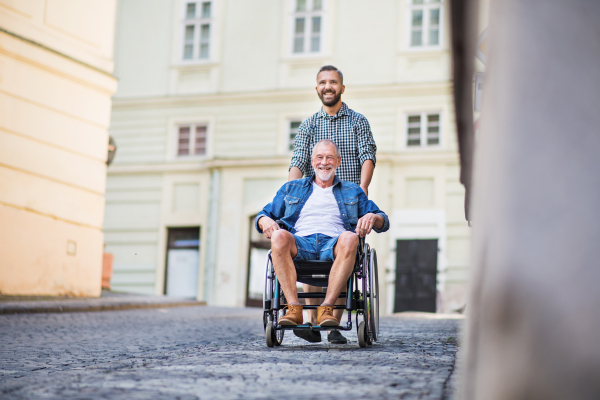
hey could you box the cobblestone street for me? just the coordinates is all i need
[0,307,462,399]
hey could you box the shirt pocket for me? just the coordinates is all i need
[343,197,359,223]
[284,196,300,217]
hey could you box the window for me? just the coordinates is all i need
[288,120,302,151]
[406,113,441,147]
[182,1,212,60]
[409,0,442,48]
[292,0,323,54]
[177,124,207,156]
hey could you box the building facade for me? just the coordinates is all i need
[0,0,117,296]
[106,0,470,313]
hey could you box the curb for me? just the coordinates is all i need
[0,301,206,315]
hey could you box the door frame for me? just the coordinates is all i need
[246,215,271,307]
[164,226,201,296]
[387,209,446,314]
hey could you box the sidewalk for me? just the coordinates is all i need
[0,290,205,314]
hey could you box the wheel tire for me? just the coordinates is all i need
[266,321,275,347]
[263,253,273,331]
[274,309,285,346]
[369,249,380,342]
[263,312,269,331]
[358,321,367,348]
[271,310,285,346]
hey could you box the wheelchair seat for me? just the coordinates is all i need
[293,259,333,287]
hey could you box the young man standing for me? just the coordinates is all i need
[288,65,377,344]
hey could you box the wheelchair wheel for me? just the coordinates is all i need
[266,321,276,347]
[263,252,273,330]
[273,309,285,346]
[358,321,367,348]
[265,320,284,347]
[369,249,380,342]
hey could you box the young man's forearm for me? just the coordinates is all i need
[288,166,303,181]
[360,160,374,196]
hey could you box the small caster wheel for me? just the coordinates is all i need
[358,321,367,348]
[266,321,275,347]
[266,321,284,347]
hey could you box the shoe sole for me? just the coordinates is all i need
[328,335,347,344]
[279,319,299,326]
[319,319,338,327]
[293,329,322,343]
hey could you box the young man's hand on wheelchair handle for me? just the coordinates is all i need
[258,216,280,239]
[355,213,384,237]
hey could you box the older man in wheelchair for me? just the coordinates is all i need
[256,139,389,346]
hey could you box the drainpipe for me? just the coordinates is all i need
[203,168,220,304]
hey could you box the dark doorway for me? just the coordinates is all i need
[394,239,438,313]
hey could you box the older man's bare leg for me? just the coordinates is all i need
[302,283,321,325]
[302,284,347,325]
[270,230,305,326]
[318,232,358,326]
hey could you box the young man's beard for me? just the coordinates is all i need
[319,90,342,107]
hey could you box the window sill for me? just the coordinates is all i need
[399,47,448,56]
[172,61,219,70]
[171,155,211,162]
[281,53,329,63]
[401,145,445,152]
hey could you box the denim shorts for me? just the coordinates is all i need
[293,233,341,262]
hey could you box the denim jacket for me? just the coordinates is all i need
[255,176,389,235]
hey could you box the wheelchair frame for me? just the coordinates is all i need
[263,237,379,348]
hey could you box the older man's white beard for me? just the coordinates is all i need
[316,166,336,181]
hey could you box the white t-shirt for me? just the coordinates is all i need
[294,182,346,237]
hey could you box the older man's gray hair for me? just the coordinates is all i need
[311,139,340,158]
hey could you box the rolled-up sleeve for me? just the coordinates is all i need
[255,184,288,234]
[357,189,389,233]
[356,116,377,167]
[288,119,312,176]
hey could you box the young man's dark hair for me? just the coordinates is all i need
[316,65,343,84]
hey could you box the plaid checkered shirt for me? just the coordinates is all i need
[289,102,377,185]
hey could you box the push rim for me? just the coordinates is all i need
[369,248,379,341]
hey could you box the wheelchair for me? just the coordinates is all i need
[262,237,379,348]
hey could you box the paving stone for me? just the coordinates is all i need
[0,307,462,399]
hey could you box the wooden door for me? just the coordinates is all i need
[394,239,438,312]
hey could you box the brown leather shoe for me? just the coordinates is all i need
[317,305,338,326]
[278,304,303,326]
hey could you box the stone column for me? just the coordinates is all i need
[460,1,600,399]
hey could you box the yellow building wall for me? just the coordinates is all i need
[0,0,117,296]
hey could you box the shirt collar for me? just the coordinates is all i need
[317,102,349,120]
[309,174,341,187]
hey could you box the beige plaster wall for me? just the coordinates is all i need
[0,1,117,296]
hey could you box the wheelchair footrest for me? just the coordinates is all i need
[276,323,353,332]
[298,292,347,299]
[300,305,347,310]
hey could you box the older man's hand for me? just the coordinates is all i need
[259,216,280,239]
[355,213,382,237]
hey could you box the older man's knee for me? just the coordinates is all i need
[271,230,292,251]
[338,232,358,252]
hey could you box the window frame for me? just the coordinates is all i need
[404,111,443,150]
[287,119,303,153]
[290,0,325,57]
[406,0,444,51]
[173,122,211,159]
[180,0,214,63]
